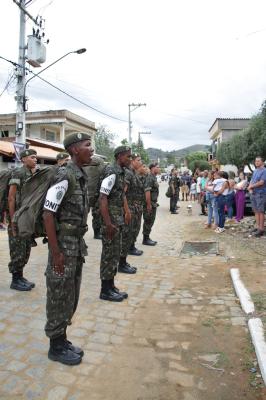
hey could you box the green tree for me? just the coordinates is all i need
[94,125,116,162]
[189,159,210,173]
[185,151,208,171]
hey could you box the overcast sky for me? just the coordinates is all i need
[1,0,266,150]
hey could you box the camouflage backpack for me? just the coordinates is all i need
[0,168,18,218]
[13,165,75,238]
[83,156,107,207]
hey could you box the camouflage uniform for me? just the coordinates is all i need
[121,168,144,257]
[84,156,106,234]
[143,173,159,236]
[8,166,33,274]
[44,161,89,339]
[169,175,180,212]
[100,163,125,280]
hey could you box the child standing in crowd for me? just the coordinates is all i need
[235,172,248,222]
[190,178,197,201]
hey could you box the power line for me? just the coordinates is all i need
[25,67,128,122]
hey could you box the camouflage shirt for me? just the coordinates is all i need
[124,168,144,206]
[144,173,159,205]
[99,162,125,226]
[43,161,89,256]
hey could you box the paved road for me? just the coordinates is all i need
[0,183,265,400]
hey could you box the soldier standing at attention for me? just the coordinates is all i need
[142,162,160,246]
[8,148,37,291]
[43,132,93,366]
[56,152,70,166]
[99,145,132,302]
[119,153,144,274]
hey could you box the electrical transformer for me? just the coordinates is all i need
[27,35,46,67]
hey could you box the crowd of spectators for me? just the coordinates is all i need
[167,156,266,236]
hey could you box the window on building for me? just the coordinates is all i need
[1,130,9,138]
[45,129,56,142]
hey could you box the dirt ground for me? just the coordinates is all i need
[0,181,266,400]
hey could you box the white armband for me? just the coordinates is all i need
[44,180,68,212]
[100,174,116,195]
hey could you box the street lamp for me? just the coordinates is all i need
[128,102,146,145]
[138,131,151,150]
[15,48,86,144]
[23,48,86,112]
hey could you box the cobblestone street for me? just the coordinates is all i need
[0,183,265,400]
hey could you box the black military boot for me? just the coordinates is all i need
[93,229,102,240]
[10,273,32,291]
[142,235,157,246]
[48,335,82,365]
[62,330,84,357]
[128,245,143,256]
[111,278,128,299]
[18,272,35,288]
[118,257,137,274]
[100,280,124,302]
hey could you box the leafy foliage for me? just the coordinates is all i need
[189,160,211,173]
[94,125,115,162]
[185,151,208,171]
[216,100,266,169]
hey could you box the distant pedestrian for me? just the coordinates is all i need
[189,178,197,201]
[234,172,248,222]
[205,170,219,228]
[213,171,229,233]
[248,156,266,237]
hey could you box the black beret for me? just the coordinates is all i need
[63,132,91,149]
[20,148,37,159]
[56,152,70,161]
[114,145,131,157]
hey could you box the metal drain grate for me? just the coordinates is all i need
[180,241,219,256]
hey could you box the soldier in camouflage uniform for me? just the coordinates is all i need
[43,132,93,366]
[169,168,180,214]
[119,154,144,273]
[99,145,132,302]
[143,162,161,246]
[56,152,70,166]
[7,148,37,291]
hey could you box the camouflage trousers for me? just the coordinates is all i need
[8,225,32,274]
[143,206,157,236]
[100,225,122,280]
[45,250,84,339]
[92,205,101,233]
[121,207,143,257]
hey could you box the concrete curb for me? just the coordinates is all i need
[248,319,266,385]
[230,268,266,386]
[230,268,255,314]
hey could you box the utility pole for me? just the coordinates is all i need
[15,0,26,145]
[13,0,46,147]
[128,103,146,145]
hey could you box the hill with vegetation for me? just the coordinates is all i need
[147,144,210,163]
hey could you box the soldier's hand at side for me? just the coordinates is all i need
[11,222,17,237]
[125,210,131,225]
[147,204,152,214]
[106,223,118,240]
[52,251,65,276]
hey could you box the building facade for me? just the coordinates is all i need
[0,109,97,170]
